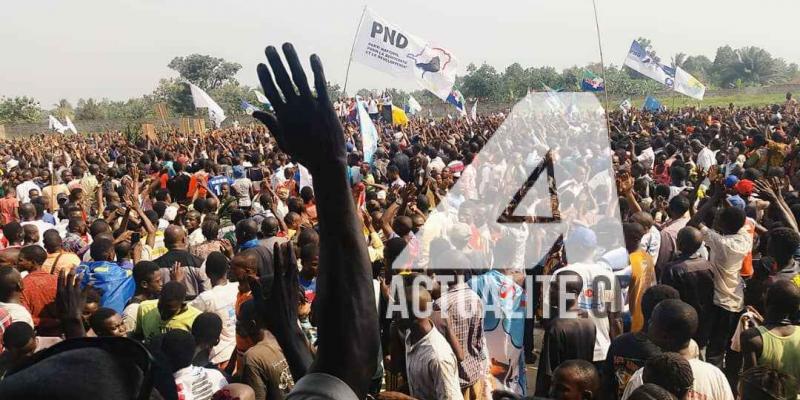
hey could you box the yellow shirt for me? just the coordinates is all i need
[134,299,201,340]
[42,251,81,274]
[629,250,655,332]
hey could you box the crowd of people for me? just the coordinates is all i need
[0,43,800,400]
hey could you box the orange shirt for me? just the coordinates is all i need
[740,218,756,278]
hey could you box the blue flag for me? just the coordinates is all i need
[356,100,379,164]
[643,96,662,112]
[241,100,259,116]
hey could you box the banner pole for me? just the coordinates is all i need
[591,0,612,134]
[342,5,368,97]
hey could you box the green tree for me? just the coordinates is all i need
[52,99,73,119]
[152,78,194,115]
[671,53,687,69]
[210,82,257,116]
[167,54,242,91]
[681,55,713,82]
[325,82,343,101]
[408,89,439,105]
[528,66,563,92]
[713,46,789,87]
[501,63,527,101]
[75,98,103,120]
[0,96,42,123]
[460,63,502,101]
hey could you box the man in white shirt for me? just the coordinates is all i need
[636,144,655,171]
[162,329,228,400]
[190,252,238,366]
[622,299,733,400]
[550,226,623,362]
[692,139,717,173]
[15,170,39,205]
[687,185,751,377]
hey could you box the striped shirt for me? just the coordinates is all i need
[435,282,488,387]
[404,326,462,400]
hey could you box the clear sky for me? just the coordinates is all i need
[3,0,799,106]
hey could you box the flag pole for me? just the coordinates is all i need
[591,0,612,134]
[342,5,368,97]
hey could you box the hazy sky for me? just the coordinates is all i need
[3,0,800,106]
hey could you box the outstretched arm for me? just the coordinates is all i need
[253,43,378,398]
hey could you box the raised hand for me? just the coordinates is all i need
[247,242,311,380]
[170,261,186,282]
[56,269,86,338]
[253,43,344,173]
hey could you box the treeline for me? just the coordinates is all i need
[2,39,798,124]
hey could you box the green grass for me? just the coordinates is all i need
[615,92,788,109]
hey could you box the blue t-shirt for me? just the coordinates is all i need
[208,175,233,196]
[299,276,316,303]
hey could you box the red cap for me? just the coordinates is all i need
[735,179,755,196]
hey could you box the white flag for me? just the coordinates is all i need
[48,115,67,133]
[620,98,632,113]
[673,66,706,100]
[189,82,226,128]
[623,40,673,88]
[352,8,459,101]
[470,99,478,121]
[65,115,78,134]
[407,95,422,114]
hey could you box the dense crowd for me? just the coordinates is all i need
[1,43,800,400]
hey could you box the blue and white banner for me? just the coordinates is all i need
[357,100,379,164]
[623,40,674,88]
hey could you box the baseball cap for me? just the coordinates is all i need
[724,175,739,189]
[727,195,746,210]
[564,226,598,248]
[734,179,755,196]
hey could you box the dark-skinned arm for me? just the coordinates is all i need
[740,326,762,370]
[252,43,378,398]
[56,269,86,339]
[687,182,723,228]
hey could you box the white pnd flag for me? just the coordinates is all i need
[65,116,78,134]
[673,66,706,100]
[48,115,67,133]
[470,99,478,121]
[407,95,422,114]
[352,8,458,101]
[623,40,674,88]
[188,83,226,128]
